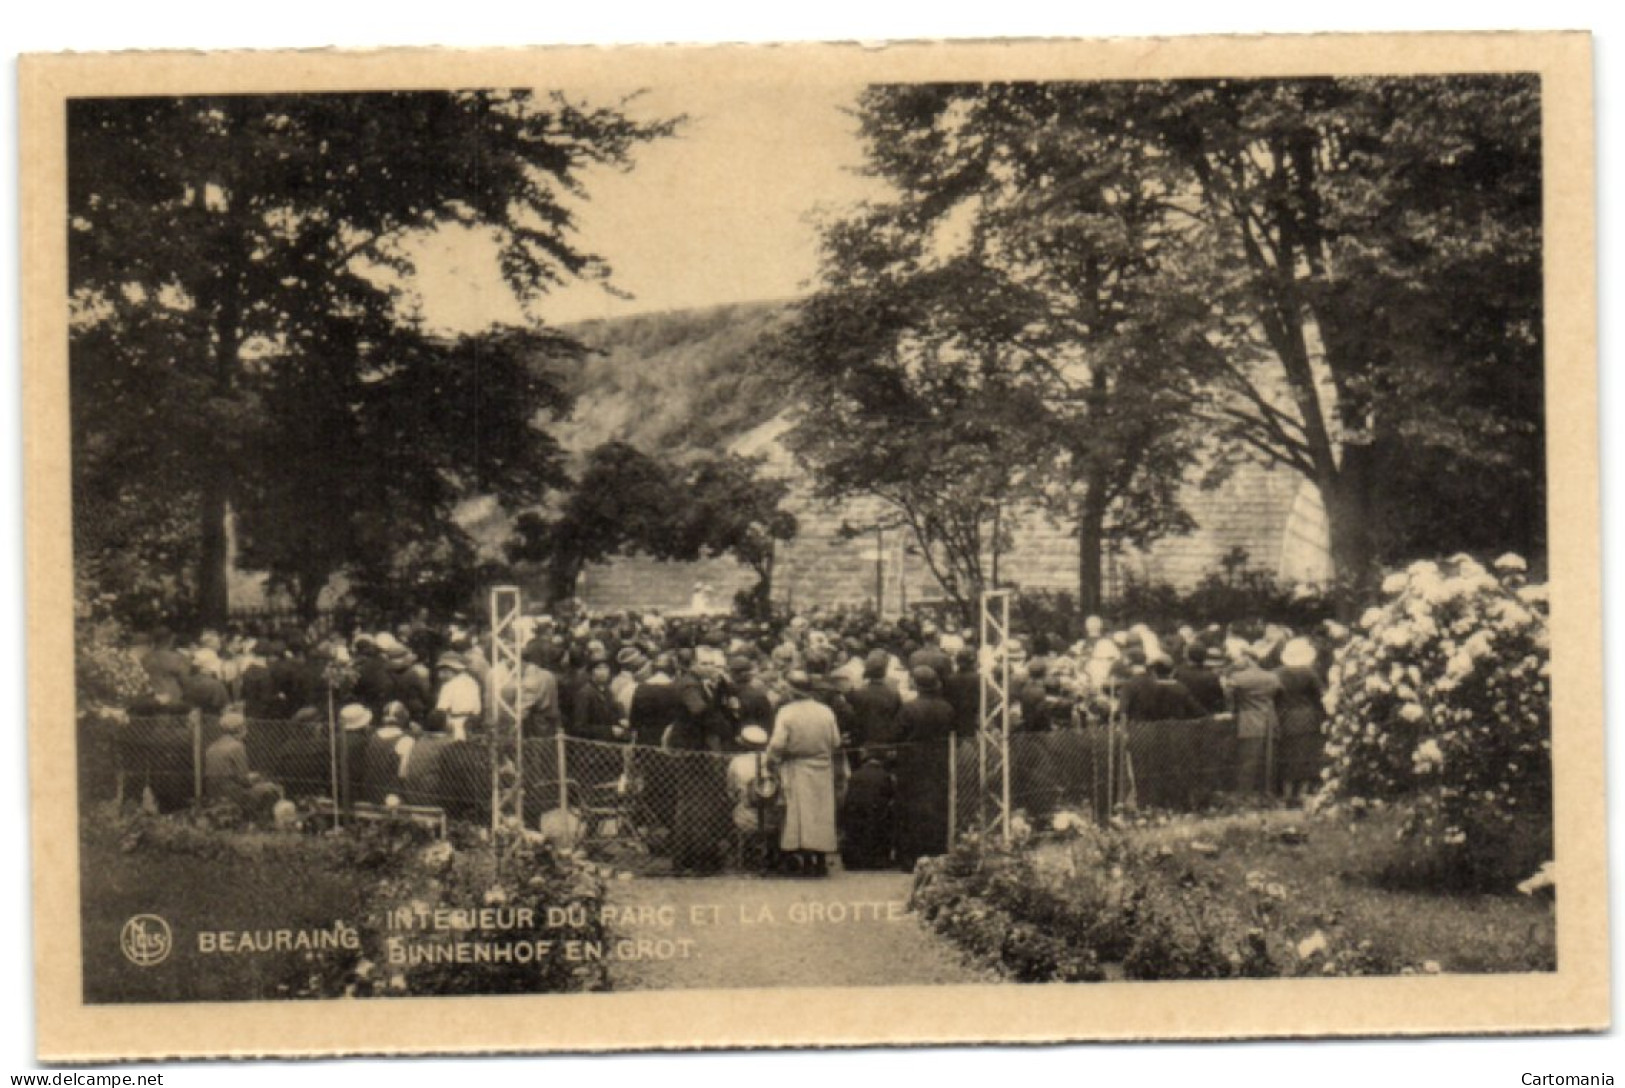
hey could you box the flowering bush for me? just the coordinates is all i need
[1321,554,1551,883]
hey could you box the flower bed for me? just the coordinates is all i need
[911,809,1555,982]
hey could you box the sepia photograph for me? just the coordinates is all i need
[17,26,1605,1064]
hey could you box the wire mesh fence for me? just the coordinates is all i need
[85,711,1283,870]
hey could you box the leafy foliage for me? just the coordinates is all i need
[69,90,676,624]
[1320,555,1551,886]
[507,442,796,604]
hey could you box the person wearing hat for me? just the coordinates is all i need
[1121,656,1207,723]
[840,746,896,872]
[204,707,283,818]
[433,652,481,742]
[728,655,775,735]
[1174,643,1229,716]
[1017,657,1054,733]
[765,671,847,877]
[896,666,955,745]
[726,725,783,871]
[377,633,431,723]
[337,703,374,809]
[666,648,737,874]
[890,665,957,871]
[350,636,394,718]
[846,649,903,751]
[1224,648,1284,796]
[943,647,982,739]
[362,701,416,804]
[611,646,649,720]
[1273,638,1326,798]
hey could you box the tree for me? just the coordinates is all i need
[69,91,676,623]
[675,456,798,614]
[1083,77,1544,587]
[791,76,1544,608]
[506,441,677,603]
[778,83,1206,614]
[506,443,798,609]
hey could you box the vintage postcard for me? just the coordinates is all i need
[20,31,1603,1062]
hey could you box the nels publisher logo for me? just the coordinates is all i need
[119,914,173,968]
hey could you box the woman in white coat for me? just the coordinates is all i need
[765,670,848,877]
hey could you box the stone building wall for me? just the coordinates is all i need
[578,415,1334,616]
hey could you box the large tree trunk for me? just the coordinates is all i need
[1075,484,1109,619]
[197,470,231,626]
[1319,444,1380,615]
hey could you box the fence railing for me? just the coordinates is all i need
[83,711,1294,871]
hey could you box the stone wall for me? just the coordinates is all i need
[578,415,1333,616]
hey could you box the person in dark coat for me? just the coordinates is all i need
[667,649,735,874]
[840,751,896,871]
[569,661,621,743]
[943,648,982,738]
[270,707,330,800]
[728,656,776,734]
[351,637,396,717]
[400,716,452,808]
[893,666,956,870]
[238,642,283,722]
[1274,638,1327,797]
[907,623,954,689]
[896,666,956,744]
[1121,657,1208,722]
[1174,644,1228,716]
[336,703,373,809]
[1017,658,1054,732]
[361,701,415,803]
[846,651,902,750]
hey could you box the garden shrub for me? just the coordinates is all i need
[1321,554,1551,888]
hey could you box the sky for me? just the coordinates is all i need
[403,80,886,332]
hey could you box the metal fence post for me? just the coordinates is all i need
[556,728,569,816]
[191,711,203,808]
[327,689,341,828]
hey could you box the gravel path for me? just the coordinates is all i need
[604,868,995,990]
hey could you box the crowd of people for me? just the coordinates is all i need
[116,602,1350,876]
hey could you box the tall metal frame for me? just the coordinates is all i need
[488,586,527,856]
[977,590,1013,846]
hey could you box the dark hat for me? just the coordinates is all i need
[784,669,814,696]
[864,649,890,680]
[911,665,942,694]
[727,655,754,676]
[1026,656,1048,678]
[435,651,467,672]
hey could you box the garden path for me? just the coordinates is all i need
[603,868,993,990]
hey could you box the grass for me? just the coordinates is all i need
[1033,806,1556,974]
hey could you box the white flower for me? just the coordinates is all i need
[1494,553,1529,574]
[1517,860,1556,895]
[1399,702,1425,724]
[1360,607,1385,631]
[1380,623,1413,649]
[1412,738,1444,773]
[1381,571,1409,595]
[1517,584,1550,607]
[1422,960,1443,975]
[1444,652,1475,682]
[1296,931,1329,959]
[483,885,508,906]
[1364,674,1392,695]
